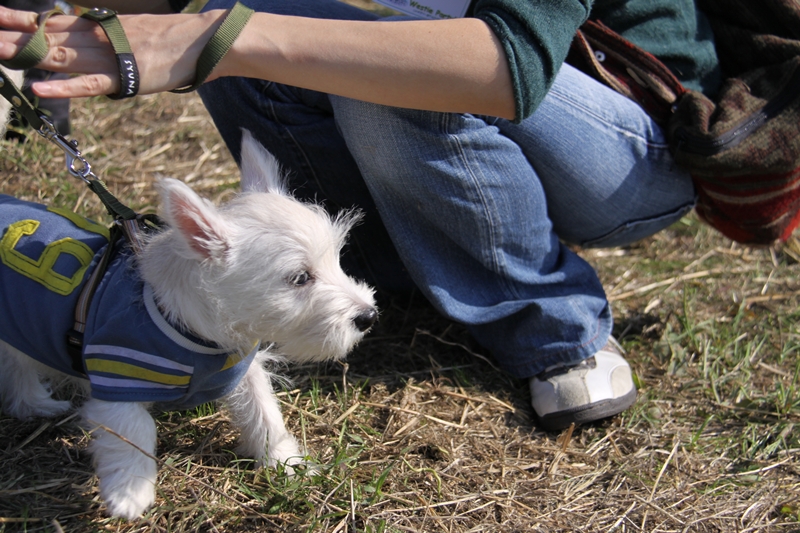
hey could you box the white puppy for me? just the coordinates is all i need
[0,129,377,519]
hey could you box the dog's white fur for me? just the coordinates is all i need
[0,119,377,519]
[0,67,23,138]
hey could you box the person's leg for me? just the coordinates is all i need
[489,63,694,429]
[329,97,613,377]
[326,64,693,430]
[328,65,695,373]
[325,64,695,374]
[497,63,696,248]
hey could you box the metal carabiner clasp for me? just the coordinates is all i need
[36,114,94,183]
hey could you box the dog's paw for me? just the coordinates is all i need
[281,455,318,477]
[266,434,308,474]
[268,452,315,477]
[98,470,156,520]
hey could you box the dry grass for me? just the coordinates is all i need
[1,22,799,533]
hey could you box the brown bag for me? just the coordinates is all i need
[567,0,800,245]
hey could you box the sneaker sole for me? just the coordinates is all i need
[535,388,637,432]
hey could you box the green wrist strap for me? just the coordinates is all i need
[171,2,254,93]
[0,9,61,70]
[80,7,140,99]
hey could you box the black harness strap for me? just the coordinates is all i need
[64,213,164,375]
[65,224,123,372]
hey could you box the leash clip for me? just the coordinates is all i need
[36,114,94,183]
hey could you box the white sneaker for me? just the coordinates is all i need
[529,338,636,431]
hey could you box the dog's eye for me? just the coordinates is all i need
[290,271,313,287]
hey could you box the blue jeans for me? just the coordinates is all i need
[199,0,696,379]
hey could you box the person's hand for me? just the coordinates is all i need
[0,6,227,98]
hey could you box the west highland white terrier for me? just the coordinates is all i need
[0,123,377,519]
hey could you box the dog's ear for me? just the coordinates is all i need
[239,129,288,195]
[157,178,230,261]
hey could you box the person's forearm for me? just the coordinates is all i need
[1,7,515,118]
[216,14,516,119]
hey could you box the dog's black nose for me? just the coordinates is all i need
[353,308,378,332]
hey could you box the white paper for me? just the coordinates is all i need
[372,0,471,20]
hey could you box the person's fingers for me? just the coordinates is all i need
[42,37,117,75]
[0,6,101,32]
[0,9,114,73]
[0,6,40,33]
[0,37,26,61]
[0,33,119,97]
[0,6,119,97]
[31,74,118,98]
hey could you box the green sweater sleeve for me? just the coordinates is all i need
[471,0,720,122]
[472,0,593,122]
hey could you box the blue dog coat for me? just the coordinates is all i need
[0,195,255,410]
